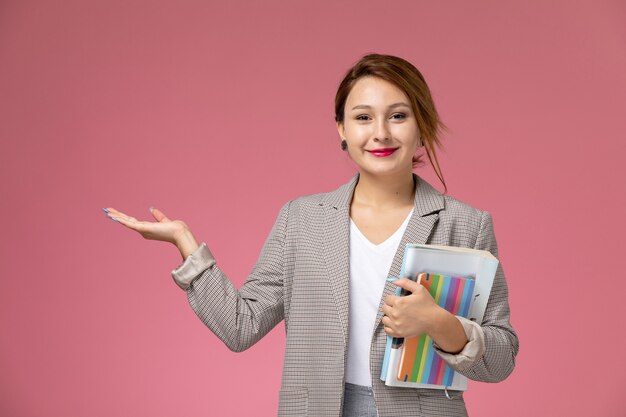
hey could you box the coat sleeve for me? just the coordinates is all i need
[450,210,519,382]
[173,201,291,353]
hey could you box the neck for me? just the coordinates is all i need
[352,170,415,209]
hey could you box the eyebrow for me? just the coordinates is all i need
[351,102,411,111]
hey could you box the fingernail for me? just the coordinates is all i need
[108,215,118,222]
[149,206,154,212]
[102,208,109,213]
[386,277,398,282]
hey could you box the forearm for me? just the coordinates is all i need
[458,262,518,381]
[456,323,517,382]
[428,306,468,354]
[440,264,519,381]
[170,242,282,352]
[187,266,278,352]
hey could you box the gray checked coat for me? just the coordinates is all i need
[172,173,519,416]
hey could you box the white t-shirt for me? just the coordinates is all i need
[345,208,414,386]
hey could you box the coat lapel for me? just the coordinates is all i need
[321,173,445,343]
[322,174,359,342]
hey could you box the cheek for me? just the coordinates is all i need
[344,124,369,141]
[396,125,420,145]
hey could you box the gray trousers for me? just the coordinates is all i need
[342,383,378,417]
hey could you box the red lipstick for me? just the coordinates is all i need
[367,148,397,157]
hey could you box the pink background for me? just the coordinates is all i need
[1,0,625,416]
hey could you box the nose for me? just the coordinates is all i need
[373,118,391,142]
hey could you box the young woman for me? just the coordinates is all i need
[104,54,518,417]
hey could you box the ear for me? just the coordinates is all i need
[336,121,346,141]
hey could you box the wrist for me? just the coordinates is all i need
[175,229,199,260]
[427,307,468,354]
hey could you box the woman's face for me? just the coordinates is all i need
[337,76,421,178]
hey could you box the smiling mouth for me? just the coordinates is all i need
[367,148,398,157]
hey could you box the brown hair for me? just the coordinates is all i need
[335,53,447,191]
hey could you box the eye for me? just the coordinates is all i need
[355,114,371,121]
[391,113,407,120]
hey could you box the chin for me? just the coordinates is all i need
[359,165,413,178]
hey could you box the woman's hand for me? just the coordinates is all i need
[382,278,440,339]
[382,278,469,354]
[103,207,199,259]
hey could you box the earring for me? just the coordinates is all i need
[341,139,347,151]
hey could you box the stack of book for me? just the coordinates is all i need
[380,244,499,391]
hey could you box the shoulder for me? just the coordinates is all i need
[290,191,328,207]
[416,175,489,227]
[440,194,489,228]
[441,195,492,246]
[418,177,494,249]
[281,174,358,213]
[278,189,337,224]
[267,182,351,246]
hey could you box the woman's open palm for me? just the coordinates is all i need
[103,207,189,244]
